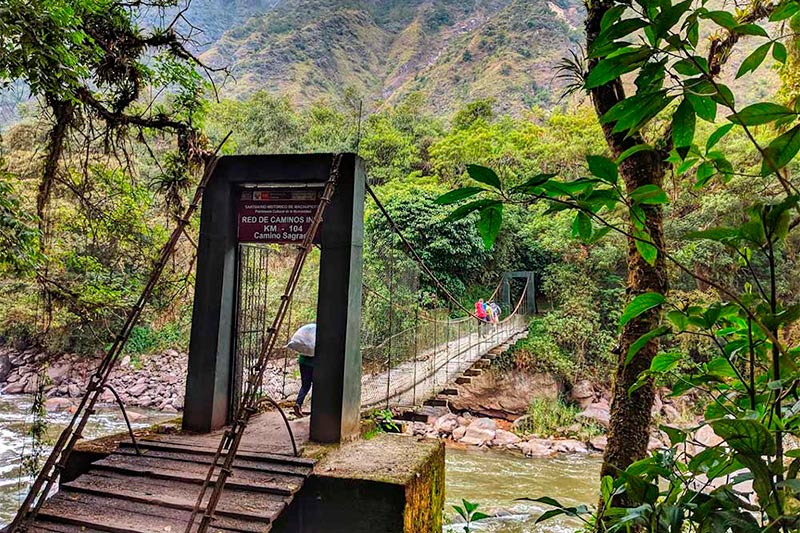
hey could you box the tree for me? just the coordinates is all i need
[0,0,213,328]
[438,0,800,525]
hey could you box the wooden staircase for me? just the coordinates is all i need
[27,439,314,533]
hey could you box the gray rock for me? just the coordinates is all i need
[577,403,610,429]
[459,426,495,446]
[589,436,607,451]
[434,414,459,435]
[3,381,25,394]
[470,417,497,431]
[68,383,81,397]
[452,426,467,440]
[517,440,554,457]
[46,363,72,384]
[492,429,521,446]
[555,439,589,454]
[45,397,74,411]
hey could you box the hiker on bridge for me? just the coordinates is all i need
[286,323,316,417]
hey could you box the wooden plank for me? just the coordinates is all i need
[122,440,315,467]
[29,522,108,533]
[38,492,269,533]
[139,436,301,460]
[92,453,303,495]
[63,471,287,523]
[113,447,312,477]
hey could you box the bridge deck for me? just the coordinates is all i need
[27,413,312,533]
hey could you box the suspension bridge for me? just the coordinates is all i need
[7,154,534,533]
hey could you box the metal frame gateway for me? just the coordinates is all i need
[182,153,366,444]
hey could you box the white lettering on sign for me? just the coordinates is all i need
[237,188,322,244]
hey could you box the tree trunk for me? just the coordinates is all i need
[584,0,670,516]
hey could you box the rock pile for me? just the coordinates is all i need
[0,346,299,413]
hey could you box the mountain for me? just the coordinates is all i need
[198,0,584,114]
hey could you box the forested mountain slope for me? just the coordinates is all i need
[199,0,584,113]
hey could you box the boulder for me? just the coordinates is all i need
[67,383,81,398]
[46,363,72,384]
[434,414,459,435]
[3,381,25,394]
[452,426,467,440]
[517,439,554,457]
[589,435,607,451]
[459,426,495,446]
[470,417,497,431]
[648,437,664,451]
[577,403,610,429]
[492,429,520,447]
[128,383,149,397]
[45,397,74,412]
[556,439,589,454]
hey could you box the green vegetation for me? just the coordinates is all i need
[515,397,602,440]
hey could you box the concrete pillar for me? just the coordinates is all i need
[310,156,365,443]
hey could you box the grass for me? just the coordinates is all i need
[515,397,604,440]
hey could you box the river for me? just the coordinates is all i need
[444,447,600,532]
[0,394,600,531]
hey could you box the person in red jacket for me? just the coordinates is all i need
[475,299,487,321]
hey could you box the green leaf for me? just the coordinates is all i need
[616,144,654,164]
[672,99,696,148]
[435,187,485,205]
[660,425,687,445]
[666,310,688,330]
[650,351,682,372]
[478,204,503,249]
[706,123,734,151]
[711,419,776,456]
[686,93,717,122]
[586,47,652,89]
[620,292,666,328]
[770,1,800,21]
[773,42,788,64]
[630,184,668,204]
[736,42,771,78]
[762,124,800,175]
[705,357,738,378]
[695,161,715,187]
[572,211,593,241]
[734,23,769,36]
[444,199,501,222]
[466,164,502,190]
[704,10,737,29]
[685,226,741,244]
[587,155,618,184]
[632,224,658,266]
[728,102,796,126]
[511,173,555,193]
[627,326,669,363]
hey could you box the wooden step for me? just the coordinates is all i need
[92,453,303,496]
[122,440,315,468]
[438,388,458,396]
[113,447,312,477]
[29,522,108,533]
[423,398,448,407]
[63,470,287,523]
[455,377,472,385]
[464,369,482,377]
[474,359,491,369]
[37,491,269,533]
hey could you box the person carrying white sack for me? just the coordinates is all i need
[286,323,316,417]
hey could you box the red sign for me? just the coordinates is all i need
[237,189,321,243]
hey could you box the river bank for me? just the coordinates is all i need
[0,346,295,415]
